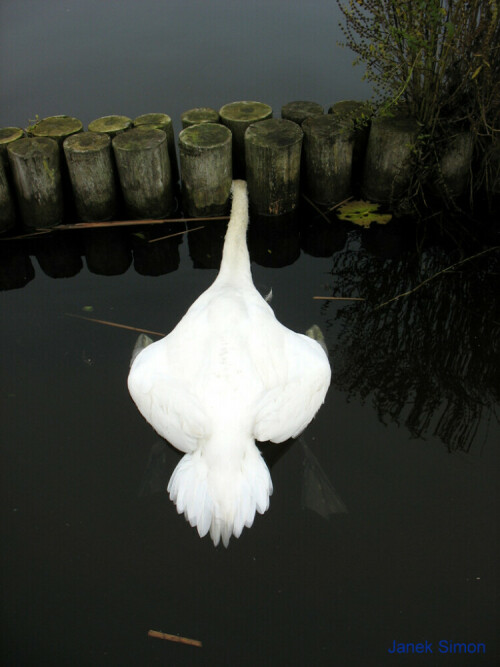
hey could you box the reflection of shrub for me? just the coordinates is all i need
[336,0,500,212]
[329,240,500,453]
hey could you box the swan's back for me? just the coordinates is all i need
[128,180,331,546]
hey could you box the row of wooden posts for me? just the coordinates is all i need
[0,100,474,233]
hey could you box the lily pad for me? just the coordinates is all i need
[336,200,392,228]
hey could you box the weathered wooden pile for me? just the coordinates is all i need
[0,101,475,233]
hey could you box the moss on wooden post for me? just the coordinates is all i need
[179,123,232,217]
[29,115,83,146]
[133,113,179,183]
[112,128,173,218]
[88,115,132,138]
[7,137,64,228]
[181,108,220,129]
[281,101,323,125]
[63,132,117,221]
[0,128,24,232]
[0,127,24,153]
[302,115,355,205]
[219,101,272,177]
[362,115,420,203]
[245,118,303,216]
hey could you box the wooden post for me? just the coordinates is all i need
[362,115,420,203]
[219,101,272,177]
[0,127,25,151]
[88,115,132,138]
[438,131,474,198]
[302,115,354,205]
[0,127,23,232]
[29,115,83,146]
[245,118,303,216]
[181,108,220,129]
[7,137,64,228]
[281,101,323,125]
[329,100,372,193]
[179,123,232,217]
[133,113,179,183]
[112,128,173,218]
[63,132,117,221]
[0,157,16,233]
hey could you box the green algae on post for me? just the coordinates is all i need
[88,115,132,138]
[29,115,83,145]
[181,107,220,129]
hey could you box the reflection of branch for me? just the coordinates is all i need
[313,296,365,301]
[148,225,205,243]
[374,246,500,310]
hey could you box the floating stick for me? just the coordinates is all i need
[147,629,202,647]
[65,313,165,337]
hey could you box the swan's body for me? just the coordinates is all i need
[128,181,331,546]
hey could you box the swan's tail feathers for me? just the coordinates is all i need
[167,447,273,547]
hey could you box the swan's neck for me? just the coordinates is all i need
[217,180,252,284]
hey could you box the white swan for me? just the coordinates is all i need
[128,180,331,546]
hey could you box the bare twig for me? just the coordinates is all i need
[148,225,205,243]
[374,246,500,310]
[313,296,365,301]
[302,193,353,222]
[301,194,332,223]
[326,196,354,213]
[65,313,165,337]
[0,229,53,241]
[45,215,229,231]
[147,629,202,647]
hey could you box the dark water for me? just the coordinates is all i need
[1,216,499,666]
[1,2,499,665]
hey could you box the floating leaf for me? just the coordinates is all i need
[336,200,392,227]
[82,305,94,312]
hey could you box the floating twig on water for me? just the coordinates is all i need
[65,313,164,337]
[147,629,202,647]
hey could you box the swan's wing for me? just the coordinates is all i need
[253,331,331,443]
[128,340,209,453]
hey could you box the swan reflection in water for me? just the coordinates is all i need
[128,181,331,546]
[138,436,347,520]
